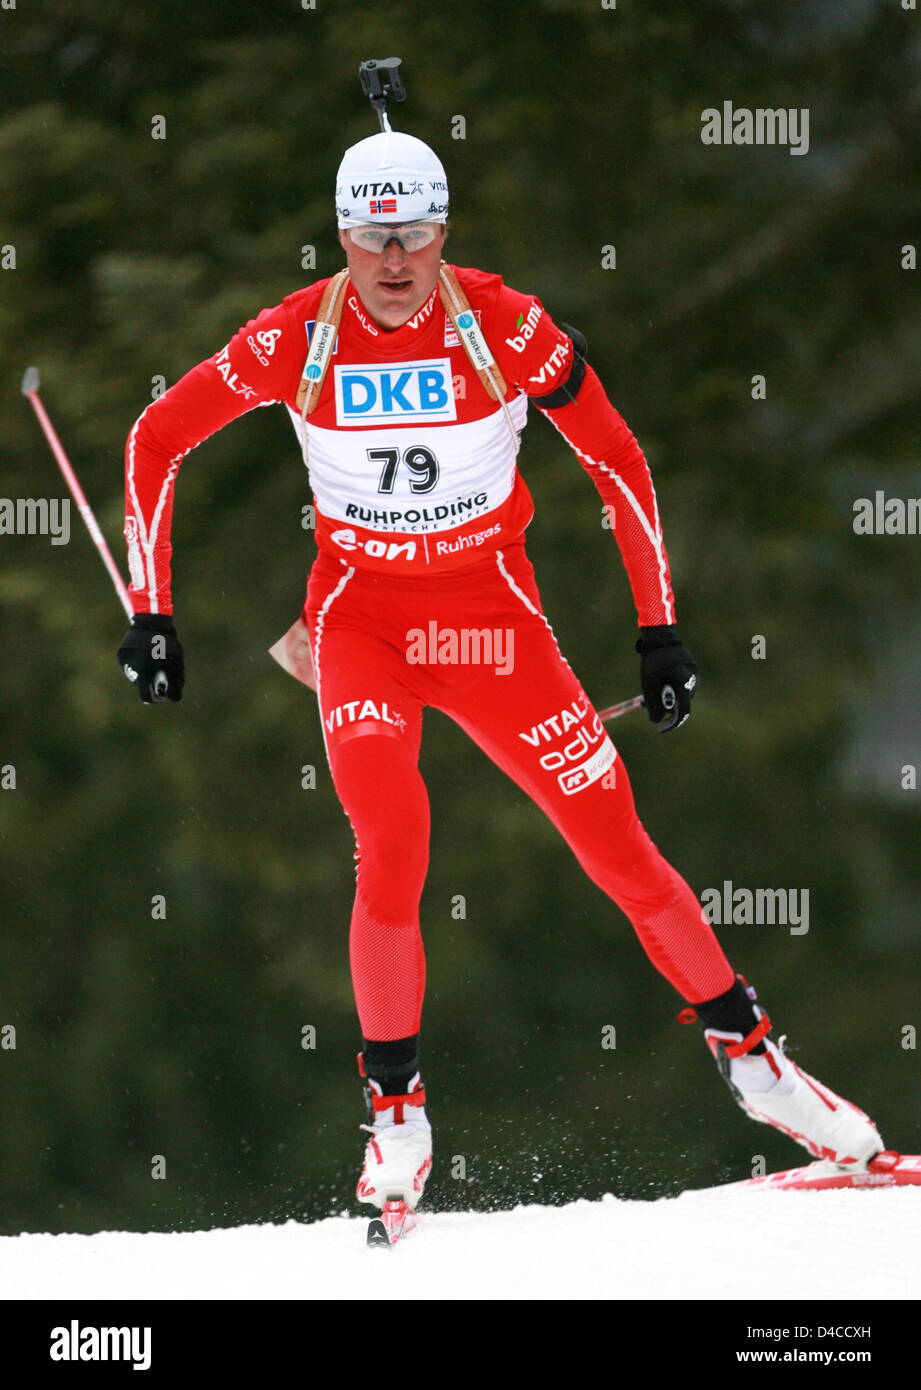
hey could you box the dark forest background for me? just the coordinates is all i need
[1,0,918,1234]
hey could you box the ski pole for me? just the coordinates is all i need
[21,366,132,618]
[21,366,169,696]
[599,684,679,730]
[598,694,644,722]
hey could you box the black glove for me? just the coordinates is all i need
[117,613,184,704]
[636,625,698,733]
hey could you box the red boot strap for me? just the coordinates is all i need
[722,1012,772,1058]
[356,1051,367,1078]
[370,1087,427,1125]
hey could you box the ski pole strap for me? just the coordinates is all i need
[296,268,350,415]
[438,262,507,401]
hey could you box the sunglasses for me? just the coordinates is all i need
[345,222,443,253]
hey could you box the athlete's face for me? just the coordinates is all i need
[338,224,448,331]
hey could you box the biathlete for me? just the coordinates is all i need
[117,123,882,1217]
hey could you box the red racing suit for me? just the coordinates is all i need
[124,265,735,1041]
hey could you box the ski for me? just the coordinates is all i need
[726,1149,921,1192]
[366,1198,418,1248]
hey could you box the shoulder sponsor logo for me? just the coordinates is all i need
[302,320,337,384]
[305,319,339,354]
[455,313,495,372]
[444,308,480,348]
[506,301,543,352]
[334,358,457,426]
[246,327,282,366]
[528,337,571,386]
[214,345,258,399]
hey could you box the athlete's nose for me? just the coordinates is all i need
[381,240,409,273]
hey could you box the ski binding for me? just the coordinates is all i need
[366,1197,418,1248]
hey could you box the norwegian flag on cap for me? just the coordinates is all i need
[369,198,398,215]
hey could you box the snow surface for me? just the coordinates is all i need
[3,1187,920,1301]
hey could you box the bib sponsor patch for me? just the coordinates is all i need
[333,359,457,427]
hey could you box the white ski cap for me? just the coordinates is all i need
[335,132,449,227]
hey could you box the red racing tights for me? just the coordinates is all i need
[304,539,735,1043]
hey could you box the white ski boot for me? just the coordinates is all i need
[683,976,883,1168]
[356,1073,432,1211]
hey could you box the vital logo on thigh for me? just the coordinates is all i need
[326,698,408,738]
[518,696,617,795]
